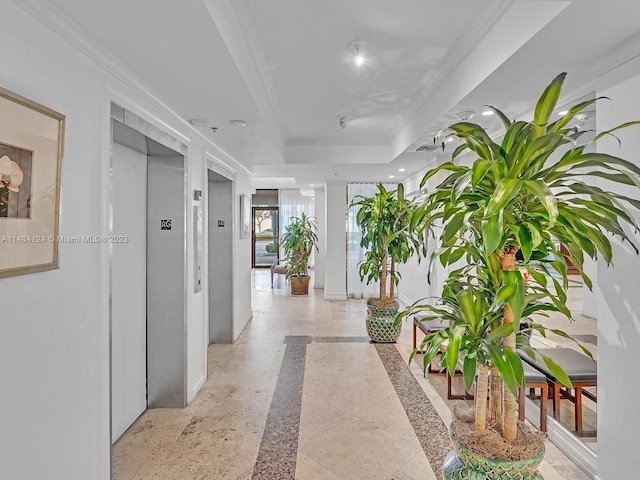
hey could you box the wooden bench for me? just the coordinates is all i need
[518,347,597,436]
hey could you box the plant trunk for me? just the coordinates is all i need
[389,258,395,301]
[475,363,490,432]
[489,366,503,429]
[500,248,519,444]
[380,250,388,302]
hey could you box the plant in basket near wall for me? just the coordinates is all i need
[350,184,425,342]
[399,73,640,479]
[280,212,319,295]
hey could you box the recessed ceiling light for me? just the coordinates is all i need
[309,184,314,187]
[388,175,395,179]
[398,168,406,172]
[482,110,494,116]
[229,119,248,127]
[348,40,366,68]
[557,110,568,116]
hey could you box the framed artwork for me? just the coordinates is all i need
[240,194,250,239]
[0,86,65,278]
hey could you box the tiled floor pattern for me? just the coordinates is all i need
[112,270,593,479]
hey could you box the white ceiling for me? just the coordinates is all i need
[34,0,640,195]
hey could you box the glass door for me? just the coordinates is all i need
[252,207,279,268]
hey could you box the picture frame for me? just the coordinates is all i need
[0,86,65,278]
[240,194,250,239]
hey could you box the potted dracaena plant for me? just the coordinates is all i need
[280,212,318,295]
[398,72,640,479]
[350,184,425,342]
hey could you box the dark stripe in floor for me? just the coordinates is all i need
[313,336,371,343]
[251,343,307,480]
[375,343,452,477]
[253,337,451,479]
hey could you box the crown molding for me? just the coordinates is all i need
[393,0,514,137]
[287,137,389,147]
[590,31,640,79]
[13,0,252,177]
[230,0,289,139]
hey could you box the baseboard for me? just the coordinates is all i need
[314,282,325,289]
[524,397,597,478]
[396,293,411,309]
[189,371,206,404]
[324,292,347,301]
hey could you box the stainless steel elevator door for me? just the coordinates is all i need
[111,142,147,443]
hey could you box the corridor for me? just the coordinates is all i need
[112,270,589,480]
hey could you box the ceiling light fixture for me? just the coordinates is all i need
[229,119,248,127]
[338,116,346,129]
[482,110,494,116]
[398,168,406,172]
[388,175,395,179]
[310,184,314,187]
[557,110,568,116]
[455,110,475,121]
[348,40,366,68]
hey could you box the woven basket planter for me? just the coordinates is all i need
[365,300,401,343]
[443,423,545,479]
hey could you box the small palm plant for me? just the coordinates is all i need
[404,72,640,452]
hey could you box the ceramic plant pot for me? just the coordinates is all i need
[365,300,401,342]
[290,275,310,295]
[443,423,545,480]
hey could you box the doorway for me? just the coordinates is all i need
[252,207,279,267]
[208,169,234,343]
[110,114,186,444]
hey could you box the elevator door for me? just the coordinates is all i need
[111,142,147,442]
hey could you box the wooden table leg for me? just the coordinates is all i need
[518,387,525,421]
[540,383,548,433]
[553,383,561,420]
[412,322,417,350]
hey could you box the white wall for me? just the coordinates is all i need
[324,181,347,300]
[0,1,252,478]
[397,167,452,307]
[314,186,326,289]
[594,58,640,480]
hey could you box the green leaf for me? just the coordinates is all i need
[533,72,566,136]
[484,105,512,129]
[486,322,515,341]
[508,224,533,262]
[471,160,494,190]
[523,180,558,225]
[486,343,518,397]
[481,211,503,254]
[503,270,525,329]
[463,355,477,393]
[505,348,525,388]
[490,283,517,312]
[542,354,573,388]
[446,327,463,377]
[486,179,523,217]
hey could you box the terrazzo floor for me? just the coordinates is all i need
[112,270,593,479]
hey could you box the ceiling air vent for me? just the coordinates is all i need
[414,144,439,152]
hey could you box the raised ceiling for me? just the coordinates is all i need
[23,0,640,194]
